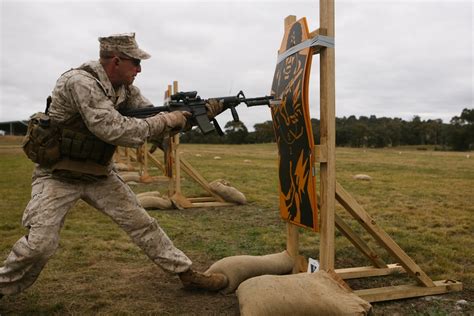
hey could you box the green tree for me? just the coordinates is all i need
[449,108,473,151]
[225,120,248,144]
[252,121,275,143]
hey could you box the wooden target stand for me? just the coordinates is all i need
[115,82,235,209]
[281,0,462,303]
[114,143,167,183]
[162,81,235,209]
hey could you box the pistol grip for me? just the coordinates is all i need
[230,106,239,122]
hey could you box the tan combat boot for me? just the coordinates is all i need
[179,269,228,291]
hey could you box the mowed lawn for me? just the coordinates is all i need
[0,136,472,314]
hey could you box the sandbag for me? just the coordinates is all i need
[138,195,172,210]
[237,271,372,316]
[137,191,161,198]
[119,172,141,182]
[205,251,294,294]
[353,174,372,181]
[209,179,247,205]
[115,162,132,171]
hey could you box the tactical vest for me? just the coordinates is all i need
[54,65,130,176]
[54,112,117,176]
[24,65,128,177]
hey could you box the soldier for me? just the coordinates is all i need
[0,33,227,298]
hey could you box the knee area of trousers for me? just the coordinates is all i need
[128,218,159,237]
[26,234,59,258]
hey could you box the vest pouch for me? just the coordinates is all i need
[22,112,61,166]
[60,128,116,166]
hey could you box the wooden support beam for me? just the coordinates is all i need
[336,264,405,279]
[172,81,182,195]
[335,214,388,269]
[286,223,300,274]
[166,85,175,195]
[146,151,165,173]
[319,0,336,271]
[355,280,463,303]
[188,197,219,203]
[170,192,193,209]
[188,201,235,208]
[179,157,225,202]
[335,182,436,287]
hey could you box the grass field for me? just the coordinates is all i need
[0,136,472,315]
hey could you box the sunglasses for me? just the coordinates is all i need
[119,56,141,67]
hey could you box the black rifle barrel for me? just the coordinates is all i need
[119,105,170,118]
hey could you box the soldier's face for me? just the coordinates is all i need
[117,57,141,86]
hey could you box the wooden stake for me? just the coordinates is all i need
[319,0,336,271]
[172,81,182,195]
[286,223,300,273]
[166,84,175,195]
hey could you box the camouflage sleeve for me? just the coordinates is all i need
[65,74,151,148]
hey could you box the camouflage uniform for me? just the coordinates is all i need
[0,34,193,296]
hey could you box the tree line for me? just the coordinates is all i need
[180,108,473,151]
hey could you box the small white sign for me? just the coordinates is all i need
[307,258,320,273]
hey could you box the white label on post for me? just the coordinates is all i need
[307,258,320,273]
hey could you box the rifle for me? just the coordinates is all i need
[119,90,278,135]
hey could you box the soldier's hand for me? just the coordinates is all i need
[145,111,192,139]
[205,99,224,119]
[163,111,192,133]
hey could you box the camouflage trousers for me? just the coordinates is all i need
[0,170,192,295]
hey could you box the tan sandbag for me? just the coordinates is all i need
[353,174,372,181]
[138,195,173,210]
[115,162,132,171]
[119,172,141,183]
[237,271,372,316]
[136,191,161,198]
[205,251,294,294]
[209,179,247,205]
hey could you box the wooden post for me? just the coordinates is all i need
[172,81,182,195]
[319,0,336,271]
[166,84,175,195]
[286,224,300,273]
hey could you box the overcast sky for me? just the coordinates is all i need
[0,0,472,130]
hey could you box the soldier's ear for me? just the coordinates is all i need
[113,56,121,66]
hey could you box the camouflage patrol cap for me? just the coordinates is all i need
[98,32,151,60]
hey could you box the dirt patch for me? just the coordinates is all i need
[0,261,240,315]
[1,263,470,315]
[371,290,473,315]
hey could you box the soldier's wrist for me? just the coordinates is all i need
[144,116,166,137]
